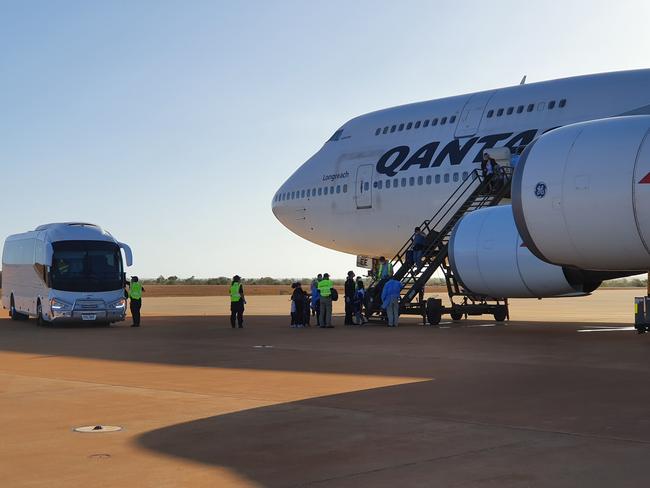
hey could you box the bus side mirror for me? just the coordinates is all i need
[119,243,133,267]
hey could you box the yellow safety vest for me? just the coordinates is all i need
[378,262,393,278]
[230,282,242,302]
[129,282,143,300]
[318,279,333,297]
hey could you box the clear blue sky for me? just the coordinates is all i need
[2,0,648,279]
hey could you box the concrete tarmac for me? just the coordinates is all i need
[1,290,650,487]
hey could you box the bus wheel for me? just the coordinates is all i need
[36,300,47,327]
[10,295,17,320]
[10,295,25,321]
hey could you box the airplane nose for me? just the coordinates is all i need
[271,192,281,220]
[272,178,309,236]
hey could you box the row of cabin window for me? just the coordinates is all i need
[374,115,458,136]
[487,98,567,118]
[276,184,349,202]
[372,172,469,190]
[277,171,472,202]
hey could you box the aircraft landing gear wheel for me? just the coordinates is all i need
[494,306,507,322]
[426,298,442,326]
[451,310,463,321]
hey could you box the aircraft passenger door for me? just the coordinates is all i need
[355,164,373,209]
[455,90,496,138]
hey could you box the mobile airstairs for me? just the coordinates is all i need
[365,167,514,325]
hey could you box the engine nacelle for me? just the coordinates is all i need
[449,206,594,298]
[512,116,650,271]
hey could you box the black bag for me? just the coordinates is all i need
[331,288,339,301]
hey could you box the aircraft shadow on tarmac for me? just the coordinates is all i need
[135,373,650,488]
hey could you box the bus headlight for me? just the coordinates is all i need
[50,298,73,311]
[109,299,126,310]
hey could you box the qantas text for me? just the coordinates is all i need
[375,129,540,177]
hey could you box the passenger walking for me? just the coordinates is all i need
[381,277,403,327]
[411,227,427,270]
[302,288,311,326]
[353,277,367,325]
[311,274,321,325]
[318,273,334,328]
[491,158,503,191]
[126,276,145,327]
[481,152,489,179]
[344,271,356,325]
[229,275,245,328]
[291,282,305,328]
[485,156,498,192]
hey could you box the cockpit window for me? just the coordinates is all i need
[327,129,344,142]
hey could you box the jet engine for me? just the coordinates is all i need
[512,116,650,271]
[448,205,602,298]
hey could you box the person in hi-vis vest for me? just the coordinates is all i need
[230,275,245,328]
[126,276,145,327]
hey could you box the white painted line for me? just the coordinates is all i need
[466,323,497,328]
[577,327,636,333]
[439,322,452,325]
[578,325,624,329]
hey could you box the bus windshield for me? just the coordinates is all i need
[51,241,123,292]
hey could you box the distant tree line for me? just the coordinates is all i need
[600,277,648,288]
[142,276,347,286]
[140,275,648,288]
[140,275,450,286]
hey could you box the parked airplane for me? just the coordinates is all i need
[273,69,650,298]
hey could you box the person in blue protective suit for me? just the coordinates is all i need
[381,278,403,327]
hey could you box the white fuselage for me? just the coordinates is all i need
[273,69,650,258]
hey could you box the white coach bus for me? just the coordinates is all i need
[1,223,133,325]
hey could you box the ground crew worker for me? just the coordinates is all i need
[377,257,393,280]
[318,273,334,328]
[230,275,245,328]
[126,276,145,327]
[344,270,355,325]
[374,256,393,302]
